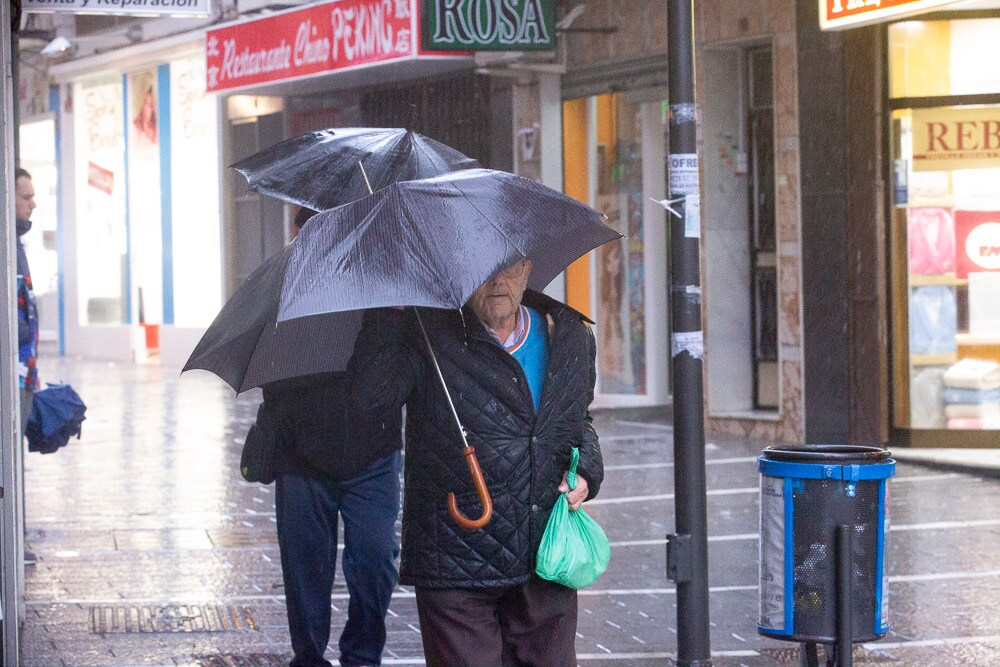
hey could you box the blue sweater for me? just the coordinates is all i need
[510,307,550,411]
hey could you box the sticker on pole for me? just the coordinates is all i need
[669,153,699,196]
[671,330,703,359]
[759,474,786,632]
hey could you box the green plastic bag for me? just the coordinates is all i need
[535,448,611,589]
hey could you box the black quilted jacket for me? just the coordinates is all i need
[347,290,603,589]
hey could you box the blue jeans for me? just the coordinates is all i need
[275,451,401,667]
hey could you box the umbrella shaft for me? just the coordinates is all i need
[413,308,470,449]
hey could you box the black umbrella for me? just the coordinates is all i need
[181,244,364,393]
[278,168,622,321]
[232,127,480,212]
[277,168,621,529]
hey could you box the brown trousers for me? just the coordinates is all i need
[415,576,578,667]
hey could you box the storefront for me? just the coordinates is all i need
[51,38,224,365]
[888,12,1000,443]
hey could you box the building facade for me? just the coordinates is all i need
[23,0,1000,442]
[694,0,1000,448]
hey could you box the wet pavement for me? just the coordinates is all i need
[20,357,1000,666]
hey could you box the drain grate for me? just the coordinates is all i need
[195,655,287,667]
[89,605,258,634]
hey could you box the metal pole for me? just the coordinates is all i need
[1,0,24,661]
[664,0,711,665]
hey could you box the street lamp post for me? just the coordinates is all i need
[664,0,712,665]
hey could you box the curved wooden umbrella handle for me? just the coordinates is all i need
[448,446,493,530]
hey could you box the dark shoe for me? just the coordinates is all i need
[24,549,37,566]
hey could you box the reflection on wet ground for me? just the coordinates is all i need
[20,358,1000,665]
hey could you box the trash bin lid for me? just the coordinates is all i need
[759,445,895,480]
[761,444,891,464]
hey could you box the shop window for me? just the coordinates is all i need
[126,69,163,329]
[890,18,1000,98]
[890,17,1000,432]
[561,92,669,402]
[74,77,127,326]
[593,94,648,395]
[169,55,222,327]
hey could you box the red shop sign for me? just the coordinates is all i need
[207,0,421,93]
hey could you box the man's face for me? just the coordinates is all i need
[15,176,36,221]
[468,260,533,327]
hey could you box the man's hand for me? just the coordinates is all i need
[558,472,589,511]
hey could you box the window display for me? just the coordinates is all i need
[170,55,222,327]
[75,77,127,325]
[890,18,1000,432]
[593,94,647,396]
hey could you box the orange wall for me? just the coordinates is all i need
[563,98,591,318]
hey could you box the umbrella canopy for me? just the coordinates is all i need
[232,127,480,212]
[278,168,622,323]
[182,244,363,393]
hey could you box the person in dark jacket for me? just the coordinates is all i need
[262,207,403,667]
[347,259,603,666]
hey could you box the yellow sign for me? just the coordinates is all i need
[820,0,963,31]
[911,107,1000,171]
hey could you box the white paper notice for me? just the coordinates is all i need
[669,153,699,195]
[685,194,701,238]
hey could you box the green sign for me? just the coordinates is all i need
[423,0,555,51]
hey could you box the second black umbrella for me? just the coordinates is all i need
[232,127,479,212]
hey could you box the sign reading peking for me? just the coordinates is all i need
[819,0,964,31]
[911,106,1000,172]
[24,0,210,17]
[423,0,554,51]
[206,0,422,93]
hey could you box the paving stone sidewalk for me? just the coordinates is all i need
[19,358,1000,666]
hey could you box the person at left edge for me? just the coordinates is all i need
[263,207,403,667]
[15,168,40,567]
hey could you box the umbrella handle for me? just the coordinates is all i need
[448,446,493,530]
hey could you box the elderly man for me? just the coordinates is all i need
[348,259,603,666]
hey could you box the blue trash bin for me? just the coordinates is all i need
[757,445,895,644]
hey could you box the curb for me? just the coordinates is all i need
[889,449,1000,480]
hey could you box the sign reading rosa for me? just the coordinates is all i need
[966,221,1000,271]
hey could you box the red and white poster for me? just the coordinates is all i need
[955,210,1000,279]
[206,0,417,93]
